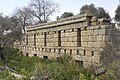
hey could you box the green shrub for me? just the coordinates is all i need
[31,54,89,80]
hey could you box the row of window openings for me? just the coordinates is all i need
[27,30,68,37]
[26,27,87,39]
[41,48,94,56]
[41,48,69,53]
[23,48,94,56]
[27,29,74,37]
[77,50,94,56]
[26,53,49,59]
[26,49,94,57]
[25,47,91,56]
[26,53,37,57]
[29,29,75,36]
[26,28,81,47]
[23,47,41,50]
[63,29,74,33]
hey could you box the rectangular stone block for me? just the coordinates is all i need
[88,36,93,42]
[86,51,92,56]
[72,50,77,55]
[97,42,105,48]
[93,36,97,41]
[81,42,88,47]
[98,29,106,35]
[88,42,93,47]
[79,50,84,56]
[94,29,99,35]
[92,42,98,48]
[63,33,67,37]
[81,36,89,42]
[81,31,87,36]
[73,55,84,61]
[66,49,70,54]
[87,30,93,35]
[72,37,77,42]
[97,35,103,41]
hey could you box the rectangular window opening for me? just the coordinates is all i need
[70,49,72,55]
[84,50,86,56]
[26,34,28,45]
[77,50,79,55]
[64,49,66,53]
[34,54,37,57]
[42,48,43,51]
[54,49,56,53]
[44,32,47,46]
[43,56,48,59]
[64,30,66,33]
[91,51,94,56]
[58,31,61,46]
[26,53,29,56]
[58,49,61,54]
[20,52,23,54]
[34,33,36,46]
[75,60,83,67]
[77,28,81,47]
[72,29,74,32]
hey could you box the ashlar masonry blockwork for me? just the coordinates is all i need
[14,13,119,67]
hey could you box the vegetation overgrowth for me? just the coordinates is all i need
[0,46,120,80]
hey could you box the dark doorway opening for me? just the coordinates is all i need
[75,60,83,67]
[34,54,37,57]
[20,52,23,54]
[43,55,48,59]
[26,53,29,56]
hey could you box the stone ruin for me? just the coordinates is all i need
[14,12,120,67]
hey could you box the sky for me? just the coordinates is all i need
[0,0,119,20]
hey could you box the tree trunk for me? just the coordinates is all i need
[0,47,6,66]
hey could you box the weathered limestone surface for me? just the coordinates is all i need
[14,13,119,67]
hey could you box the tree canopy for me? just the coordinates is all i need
[0,14,22,66]
[0,14,22,47]
[29,0,59,23]
[80,4,110,18]
[80,4,97,15]
[58,12,74,19]
[13,0,59,32]
[14,7,33,33]
[115,5,120,22]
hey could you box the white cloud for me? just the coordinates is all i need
[109,8,116,18]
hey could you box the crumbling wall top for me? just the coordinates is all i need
[27,13,111,31]
[27,13,93,31]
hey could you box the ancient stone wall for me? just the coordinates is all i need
[14,13,116,67]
